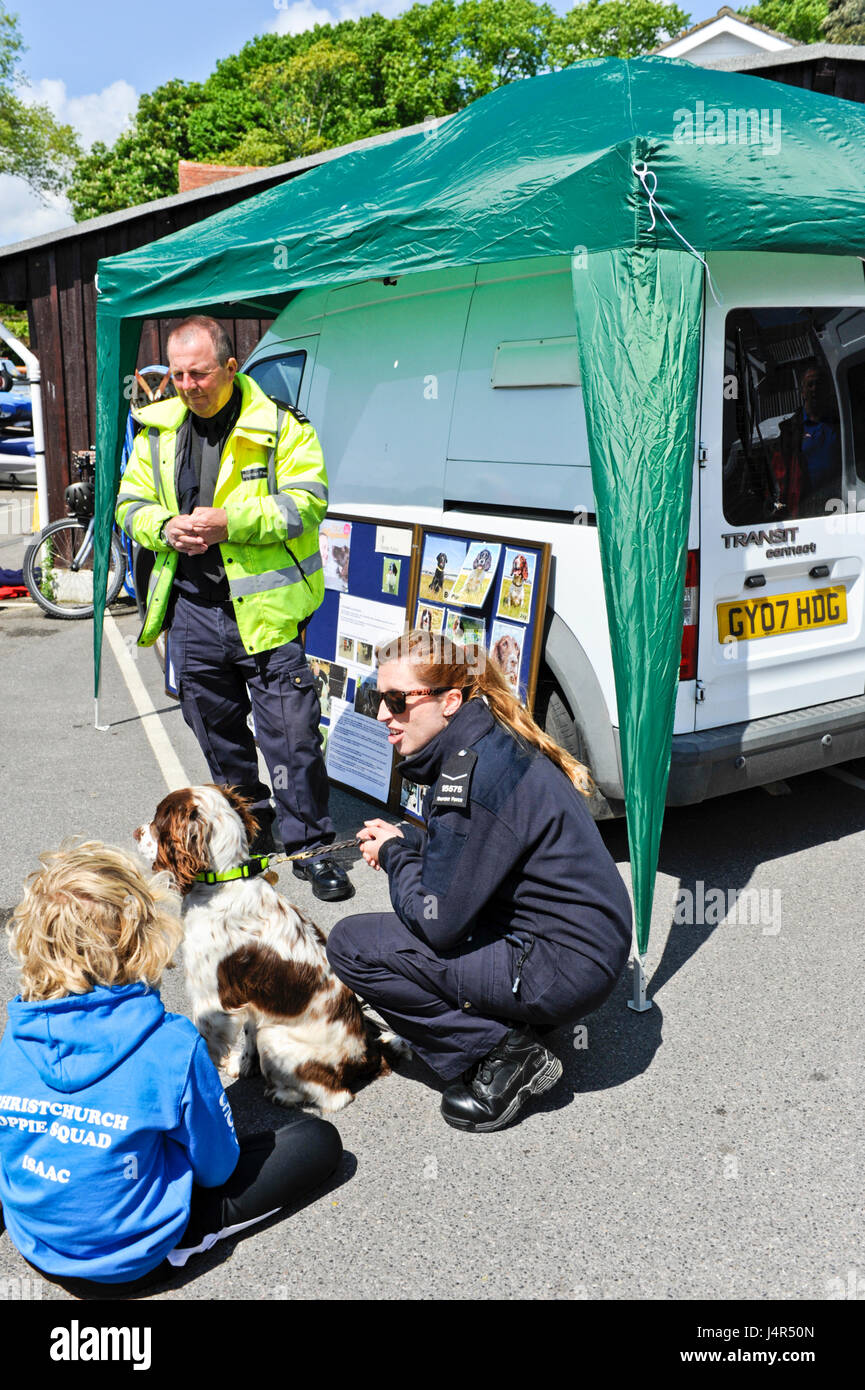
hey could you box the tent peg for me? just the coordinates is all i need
[627,955,652,1013]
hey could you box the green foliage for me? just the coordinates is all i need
[68,0,696,220]
[0,3,79,197]
[0,301,29,346]
[822,0,865,41]
[740,0,829,43]
[551,0,691,63]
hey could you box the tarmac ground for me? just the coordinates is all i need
[0,502,861,1351]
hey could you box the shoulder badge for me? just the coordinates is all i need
[270,397,309,427]
[432,748,477,809]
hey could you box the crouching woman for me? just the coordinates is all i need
[326,631,633,1133]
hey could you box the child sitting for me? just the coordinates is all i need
[0,841,342,1295]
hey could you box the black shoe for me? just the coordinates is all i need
[292,857,352,902]
[440,1026,563,1132]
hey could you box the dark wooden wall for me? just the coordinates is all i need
[0,175,289,519]
[747,57,865,104]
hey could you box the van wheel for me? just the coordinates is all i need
[535,678,582,760]
[535,677,621,820]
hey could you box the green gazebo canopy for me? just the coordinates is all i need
[94,55,865,961]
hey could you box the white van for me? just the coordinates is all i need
[242,249,865,817]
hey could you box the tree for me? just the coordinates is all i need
[68,79,205,220]
[0,3,78,197]
[740,0,828,43]
[550,0,691,64]
[67,0,698,221]
[822,0,865,40]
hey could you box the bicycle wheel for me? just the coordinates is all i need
[23,520,125,619]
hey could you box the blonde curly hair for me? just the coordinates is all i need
[7,841,183,1002]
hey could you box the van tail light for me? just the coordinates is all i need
[679,550,699,681]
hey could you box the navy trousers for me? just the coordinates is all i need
[326,913,618,1082]
[168,594,334,853]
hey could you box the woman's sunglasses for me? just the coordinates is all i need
[375,687,451,715]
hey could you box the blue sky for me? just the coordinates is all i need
[5,0,722,248]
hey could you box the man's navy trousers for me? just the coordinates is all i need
[168,593,334,852]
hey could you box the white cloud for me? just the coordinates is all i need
[25,78,138,152]
[269,0,407,36]
[0,78,138,250]
[0,177,73,251]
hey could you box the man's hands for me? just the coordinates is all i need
[357,818,404,871]
[164,507,228,553]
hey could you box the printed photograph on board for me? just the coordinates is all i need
[308,657,348,720]
[418,536,467,604]
[495,549,536,624]
[354,671,380,720]
[490,619,524,696]
[445,610,485,646]
[416,602,445,633]
[382,558,401,596]
[320,519,352,592]
[338,635,356,664]
[400,779,425,816]
[449,541,502,609]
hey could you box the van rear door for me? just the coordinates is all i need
[696,253,865,732]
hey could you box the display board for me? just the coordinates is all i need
[303,512,418,806]
[399,525,552,818]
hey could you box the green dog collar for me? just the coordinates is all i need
[195,855,270,885]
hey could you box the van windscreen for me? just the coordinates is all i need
[721,307,865,526]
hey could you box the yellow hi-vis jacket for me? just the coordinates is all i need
[115,373,328,652]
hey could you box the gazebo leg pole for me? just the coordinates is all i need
[627,954,652,1012]
[94,696,109,732]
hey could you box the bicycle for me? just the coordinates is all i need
[23,451,128,618]
[23,367,176,625]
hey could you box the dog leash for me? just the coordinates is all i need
[194,837,363,885]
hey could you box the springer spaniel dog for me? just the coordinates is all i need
[135,784,404,1111]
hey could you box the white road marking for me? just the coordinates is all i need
[103,613,189,792]
[826,767,865,792]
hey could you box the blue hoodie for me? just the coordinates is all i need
[0,983,239,1284]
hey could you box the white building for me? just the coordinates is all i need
[656,6,797,65]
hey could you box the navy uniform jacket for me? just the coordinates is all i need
[378,699,632,986]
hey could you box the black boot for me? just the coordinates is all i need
[440,1026,563,1132]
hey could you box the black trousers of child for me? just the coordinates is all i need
[10,1112,342,1299]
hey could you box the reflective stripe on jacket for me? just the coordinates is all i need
[115,373,328,652]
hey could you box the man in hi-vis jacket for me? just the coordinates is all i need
[116,315,351,901]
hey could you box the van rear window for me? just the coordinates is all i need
[721,307,865,526]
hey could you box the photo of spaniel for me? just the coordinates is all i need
[506,553,530,610]
[464,547,492,597]
[491,632,522,694]
[135,785,405,1111]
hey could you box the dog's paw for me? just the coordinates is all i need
[317,1090,354,1113]
[220,1054,242,1080]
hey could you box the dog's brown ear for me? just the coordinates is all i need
[218,785,260,851]
[153,789,210,895]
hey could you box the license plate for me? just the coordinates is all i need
[717,586,847,643]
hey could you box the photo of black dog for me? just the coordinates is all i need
[430,552,448,595]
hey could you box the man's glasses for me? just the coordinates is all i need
[375,687,451,715]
